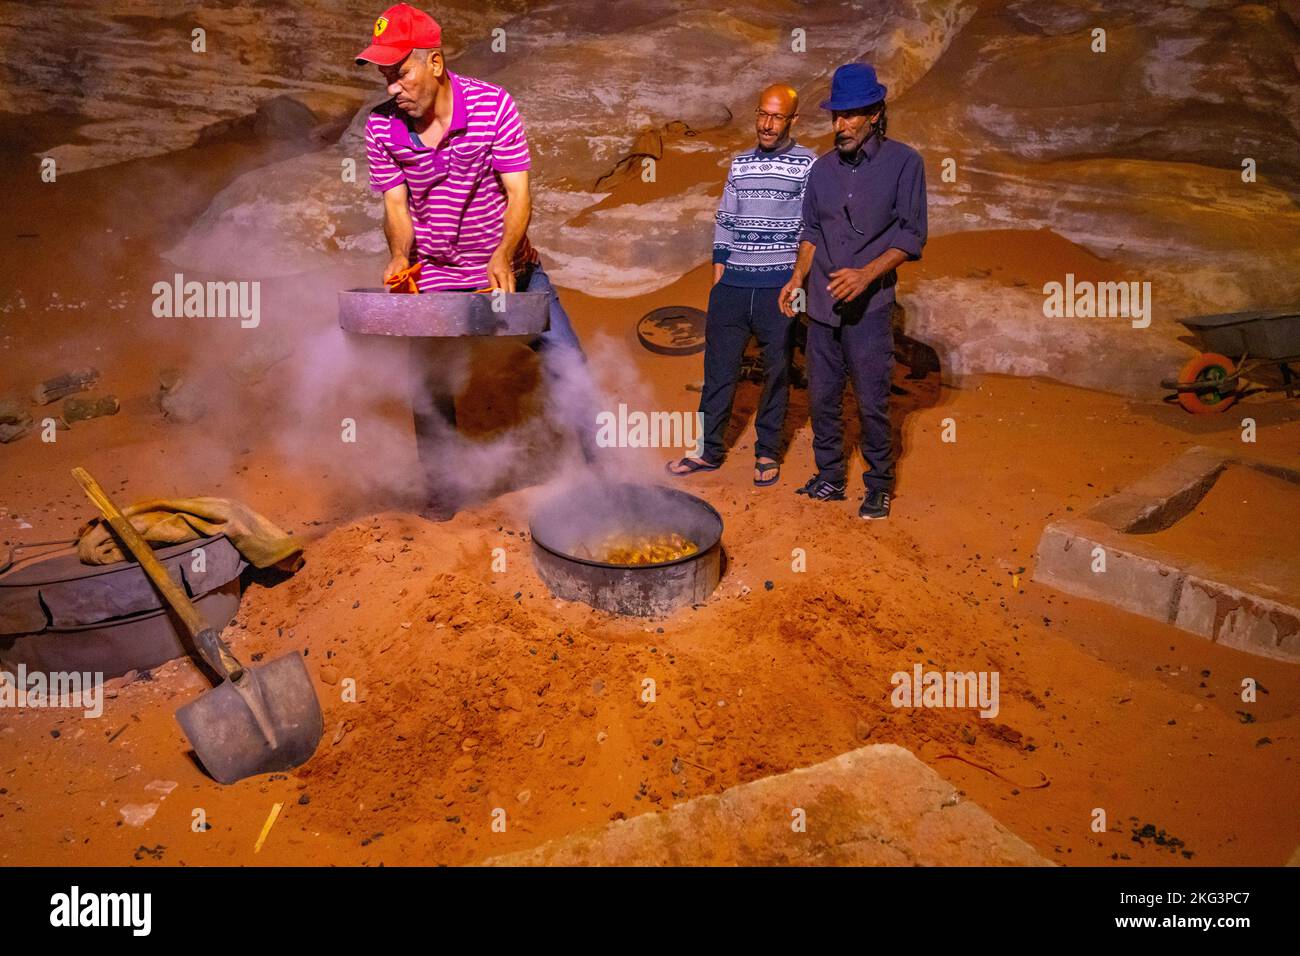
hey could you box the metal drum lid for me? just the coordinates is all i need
[637,306,707,356]
[0,534,246,635]
[338,288,550,337]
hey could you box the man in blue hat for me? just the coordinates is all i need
[779,63,927,520]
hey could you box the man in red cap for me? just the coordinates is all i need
[356,4,592,520]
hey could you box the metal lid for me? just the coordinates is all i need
[338,288,551,337]
[0,534,246,635]
[636,306,706,356]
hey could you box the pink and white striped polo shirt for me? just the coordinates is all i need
[365,71,539,291]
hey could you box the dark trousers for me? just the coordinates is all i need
[805,309,895,493]
[410,262,590,509]
[698,282,793,463]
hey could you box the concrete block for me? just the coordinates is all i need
[1089,446,1229,533]
[1177,578,1300,663]
[1033,520,1182,621]
[1033,448,1300,662]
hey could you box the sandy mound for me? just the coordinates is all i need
[228,506,1009,857]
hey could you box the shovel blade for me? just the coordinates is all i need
[175,652,323,785]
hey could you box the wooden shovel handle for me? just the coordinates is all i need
[70,467,240,676]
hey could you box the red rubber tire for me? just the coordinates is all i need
[1176,352,1239,414]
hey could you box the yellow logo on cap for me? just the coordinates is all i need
[374,16,388,37]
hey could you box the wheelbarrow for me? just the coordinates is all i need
[1161,308,1300,414]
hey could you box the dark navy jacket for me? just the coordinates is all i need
[799,136,927,327]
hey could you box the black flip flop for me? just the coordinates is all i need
[665,456,720,477]
[753,459,780,487]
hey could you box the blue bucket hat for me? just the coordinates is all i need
[819,63,887,111]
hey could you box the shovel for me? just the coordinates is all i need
[72,467,323,784]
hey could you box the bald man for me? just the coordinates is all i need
[667,84,817,487]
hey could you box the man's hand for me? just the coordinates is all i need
[781,241,817,317]
[381,183,414,283]
[827,266,876,303]
[384,254,411,284]
[485,250,516,293]
[778,275,805,318]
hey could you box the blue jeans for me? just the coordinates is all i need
[521,262,598,461]
[519,262,584,358]
[805,309,895,493]
[697,282,793,463]
[411,261,593,508]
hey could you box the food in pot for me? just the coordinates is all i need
[575,532,699,565]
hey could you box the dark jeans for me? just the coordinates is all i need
[410,262,590,508]
[805,309,895,493]
[698,282,793,464]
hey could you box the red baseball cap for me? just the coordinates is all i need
[355,3,441,66]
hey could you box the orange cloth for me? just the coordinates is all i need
[77,497,302,569]
[384,261,422,294]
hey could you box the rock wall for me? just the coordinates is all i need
[10,0,1298,397]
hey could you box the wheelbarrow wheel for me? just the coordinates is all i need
[1176,352,1239,414]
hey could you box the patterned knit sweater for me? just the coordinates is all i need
[712,140,818,288]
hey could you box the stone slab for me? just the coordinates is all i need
[482,744,1050,867]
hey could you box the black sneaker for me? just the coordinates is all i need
[859,489,891,520]
[795,475,846,501]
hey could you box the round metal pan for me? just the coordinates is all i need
[529,482,724,616]
[338,288,551,337]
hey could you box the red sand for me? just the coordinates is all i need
[2,112,1299,868]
